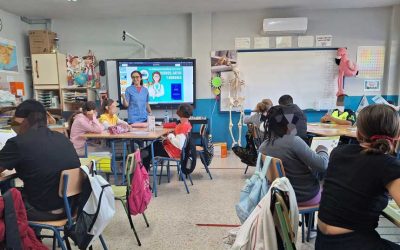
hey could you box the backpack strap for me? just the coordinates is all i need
[3,189,22,250]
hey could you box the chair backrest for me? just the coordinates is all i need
[58,168,85,198]
[260,154,286,183]
[273,191,296,250]
[125,152,137,189]
[180,132,197,175]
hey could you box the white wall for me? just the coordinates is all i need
[210,7,394,97]
[50,7,398,102]
[52,15,192,60]
[0,9,31,98]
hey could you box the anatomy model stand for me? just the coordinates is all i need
[228,66,245,148]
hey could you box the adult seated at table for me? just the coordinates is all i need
[320,106,356,126]
[0,100,80,221]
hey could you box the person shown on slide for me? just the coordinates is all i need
[147,71,165,99]
[121,70,152,124]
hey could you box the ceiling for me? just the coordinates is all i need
[0,0,400,19]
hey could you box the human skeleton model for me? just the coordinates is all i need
[228,66,245,148]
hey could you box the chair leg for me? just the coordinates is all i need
[244,165,249,174]
[301,214,305,243]
[99,235,108,250]
[158,162,164,185]
[123,200,142,246]
[306,212,315,242]
[64,237,72,250]
[188,174,193,185]
[53,230,67,250]
[142,213,150,227]
[200,152,213,179]
[178,163,190,194]
[167,162,171,183]
[52,233,57,250]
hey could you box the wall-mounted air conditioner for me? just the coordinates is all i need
[262,17,308,35]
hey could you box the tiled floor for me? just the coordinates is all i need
[42,153,399,249]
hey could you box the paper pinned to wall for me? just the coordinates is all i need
[372,95,389,105]
[298,36,314,47]
[316,35,333,47]
[235,37,251,49]
[357,46,385,79]
[276,36,292,48]
[254,37,269,49]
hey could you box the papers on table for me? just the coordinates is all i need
[310,136,340,155]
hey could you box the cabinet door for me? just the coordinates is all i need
[31,54,59,85]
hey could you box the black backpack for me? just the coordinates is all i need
[199,126,214,167]
[180,133,197,175]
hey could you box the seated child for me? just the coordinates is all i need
[320,106,356,126]
[259,105,329,206]
[99,98,130,130]
[316,104,400,249]
[69,101,103,156]
[141,104,193,170]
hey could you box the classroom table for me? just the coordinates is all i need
[83,127,173,194]
[307,122,357,138]
[48,124,68,137]
[383,200,400,228]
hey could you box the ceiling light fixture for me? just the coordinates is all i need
[67,0,78,2]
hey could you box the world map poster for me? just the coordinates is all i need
[0,38,18,73]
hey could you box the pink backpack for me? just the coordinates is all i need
[128,150,152,215]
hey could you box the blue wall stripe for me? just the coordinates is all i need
[194,95,398,147]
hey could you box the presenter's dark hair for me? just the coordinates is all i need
[278,95,293,105]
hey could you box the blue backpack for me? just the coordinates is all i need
[235,153,271,223]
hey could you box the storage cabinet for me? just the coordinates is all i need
[31,53,67,109]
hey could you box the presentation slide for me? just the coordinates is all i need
[118,60,194,105]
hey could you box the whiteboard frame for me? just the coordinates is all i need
[227,47,340,111]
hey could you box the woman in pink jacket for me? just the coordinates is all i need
[69,101,103,156]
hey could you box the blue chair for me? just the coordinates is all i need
[152,135,194,197]
[29,168,108,250]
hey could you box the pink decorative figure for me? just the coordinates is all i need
[336,48,358,97]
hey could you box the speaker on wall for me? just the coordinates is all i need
[99,60,106,76]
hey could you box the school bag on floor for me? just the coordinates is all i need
[128,150,152,215]
[235,153,271,223]
[66,162,115,249]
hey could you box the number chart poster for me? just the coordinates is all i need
[119,66,184,102]
[357,46,385,79]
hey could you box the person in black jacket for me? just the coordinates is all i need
[278,95,308,141]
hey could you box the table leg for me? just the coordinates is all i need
[111,140,118,185]
[151,140,157,197]
[122,140,127,185]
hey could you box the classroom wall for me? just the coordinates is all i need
[0,9,32,98]
[52,15,192,60]
[49,6,400,145]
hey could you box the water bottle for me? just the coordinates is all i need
[164,110,169,123]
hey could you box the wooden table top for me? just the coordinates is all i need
[307,123,357,138]
[82,127,173,139]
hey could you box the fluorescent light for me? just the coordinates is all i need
[67,0,78,2]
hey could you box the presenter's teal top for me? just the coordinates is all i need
[125,85,149,123]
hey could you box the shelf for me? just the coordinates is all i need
[34,85,60,90]
[61,86,89,90]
